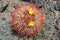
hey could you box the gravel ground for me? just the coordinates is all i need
[0,0,60,40]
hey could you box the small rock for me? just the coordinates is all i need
[54,3,60,11]
[0,4,8,13]
[2,18,6,20]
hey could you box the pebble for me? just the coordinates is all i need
[54,3,60,11]
[0,4,8,13]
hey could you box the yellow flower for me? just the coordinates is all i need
[28,8,34,15]
[28,21,35,27]
[21,13,25,18]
